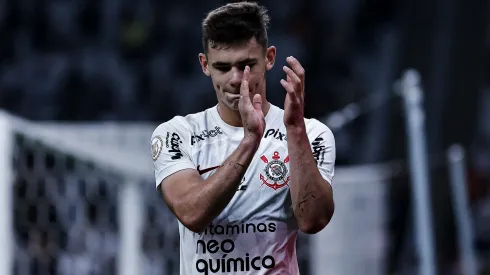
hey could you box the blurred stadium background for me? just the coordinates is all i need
[0,0,488,274]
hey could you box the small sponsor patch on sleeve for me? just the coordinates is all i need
[151,135,164,161]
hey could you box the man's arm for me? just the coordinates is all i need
[156,65,264,233]
[280,56,335,234]
[287,124,335,234]
[160,137,259,233]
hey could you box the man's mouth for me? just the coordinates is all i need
[226,90,241,95]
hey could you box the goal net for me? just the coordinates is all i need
[0,110,396,275]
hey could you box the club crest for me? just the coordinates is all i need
[259,151,290,191]
[151,136,164,161]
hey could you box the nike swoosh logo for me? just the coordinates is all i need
[197,165,221,175]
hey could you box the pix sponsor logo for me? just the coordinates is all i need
[195,222,277,274]
[263,129,287,141]
[166,132,183,160]
[191,126,223,145]
[311,137,326,165]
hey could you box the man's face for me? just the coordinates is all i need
[199,38,276,110]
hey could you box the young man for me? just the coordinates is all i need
[151,2,336,274]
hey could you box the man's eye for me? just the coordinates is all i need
[216,67,230,72]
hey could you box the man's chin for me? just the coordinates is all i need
[218,99,239,111]
[222,95,240,109]
[230,100,239,110]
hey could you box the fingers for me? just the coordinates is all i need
[281,65,301,96]
[281,56,304,98]
[240,66,251,100]
[286,56,305,80]
[252,94,262,111]
[280,79,296,95]
[282,66,301,84]
[240,66,250,104]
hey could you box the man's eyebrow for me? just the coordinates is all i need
[211,61,230,67]
[236,58,258,64]
[211,58,258,67]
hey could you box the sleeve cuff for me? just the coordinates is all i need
[155,162,196,189]
[320,172,333,186]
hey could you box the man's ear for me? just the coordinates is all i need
[199,53,211,76]
[265,46,276,71]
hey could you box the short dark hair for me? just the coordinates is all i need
[201,1,270,53]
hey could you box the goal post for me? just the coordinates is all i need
[0,111,14,275]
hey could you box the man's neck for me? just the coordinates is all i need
[217,101,271,127]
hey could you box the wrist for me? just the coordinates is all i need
[286,123,306,136]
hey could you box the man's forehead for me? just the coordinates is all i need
[207,40,264,63]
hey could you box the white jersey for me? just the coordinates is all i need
[151,104,335,275]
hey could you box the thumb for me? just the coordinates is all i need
[252,94,262,111]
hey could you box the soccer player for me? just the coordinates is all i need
[151,2,336,274]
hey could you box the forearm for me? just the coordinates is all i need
[287,124,334,233]
[180,138,259,231]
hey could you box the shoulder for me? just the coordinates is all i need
[153,116,188,134]
[152,108,211,138]
[304,118,333,138]
[304,117,335,147]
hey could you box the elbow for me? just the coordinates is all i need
[299,220,329,235]
[299,206,335,235]
[169,201,210,233]
[180,213,209,233]
[183,223,206,234]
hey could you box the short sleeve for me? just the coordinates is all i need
[151,118,196,188]
[307,119,336,184]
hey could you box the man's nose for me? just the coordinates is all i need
[229,67,243,88]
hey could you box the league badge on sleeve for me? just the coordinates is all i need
[259,151,290,191]
[151,136,164,161]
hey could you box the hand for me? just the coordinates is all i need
[281,56,305,128]
[239,66,266,142]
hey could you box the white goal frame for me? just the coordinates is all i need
[0,111,155,275]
